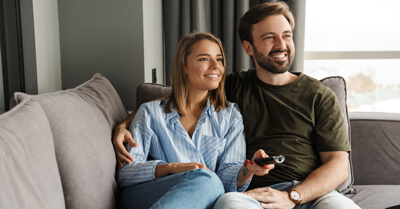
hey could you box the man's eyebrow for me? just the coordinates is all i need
[259,32,275,39]
[259,31,293,39]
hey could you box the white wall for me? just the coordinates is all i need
[32,0,62,94]
[143,0,164,84]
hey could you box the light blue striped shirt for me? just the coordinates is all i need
[117,99,250,192]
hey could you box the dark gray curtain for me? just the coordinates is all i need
[163,0,306,85]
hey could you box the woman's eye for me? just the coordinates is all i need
[217,58,223,62]
[199,58,208,61]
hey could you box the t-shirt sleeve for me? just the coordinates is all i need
[315,90,351,152]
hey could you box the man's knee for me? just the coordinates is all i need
[311,191,361,209]
[214,192,262,209]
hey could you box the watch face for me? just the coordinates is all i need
[290,191,301,200]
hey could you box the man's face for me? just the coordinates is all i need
[249,15,295,74]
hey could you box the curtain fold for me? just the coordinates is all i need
[163,0,306,85]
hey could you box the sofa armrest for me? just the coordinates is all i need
[349,112,400,185]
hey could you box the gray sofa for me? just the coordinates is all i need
[0,73,399,209]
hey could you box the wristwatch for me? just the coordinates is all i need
[287,189,302,208]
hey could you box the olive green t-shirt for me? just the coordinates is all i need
[225,69,350,190]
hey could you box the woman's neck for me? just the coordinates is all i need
[179,90,208,138]
[185,90,208,114]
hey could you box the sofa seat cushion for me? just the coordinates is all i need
[0,98,65,209]
[12,74,128,209]
[345,185,400,209]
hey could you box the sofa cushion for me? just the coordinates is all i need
[0,98,65,209]
[345,185,400,209]
[136,83,171,108]
[12,74,128,209]
[349,112,400,185]
[320,76,354,194]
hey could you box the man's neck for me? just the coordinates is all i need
[255,67,298,86]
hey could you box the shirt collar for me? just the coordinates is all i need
[165,99,214,122]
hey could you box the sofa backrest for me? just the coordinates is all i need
[320,76,354,194]
[12,74,128,209]
[0,98,65,209]
[136,76,354,193]
[349,112,400,185]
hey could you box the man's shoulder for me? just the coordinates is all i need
[227,68,256,82]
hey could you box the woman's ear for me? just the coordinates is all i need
[243,40,254,56]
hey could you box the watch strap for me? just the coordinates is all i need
[287,189,302,208]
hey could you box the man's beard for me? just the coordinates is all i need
[253,45,294,74]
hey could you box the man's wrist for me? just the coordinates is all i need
[287,188,302,208]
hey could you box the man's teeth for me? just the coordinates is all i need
[272,54,285,58]
[205,75,218,78]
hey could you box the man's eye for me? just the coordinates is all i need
[284,35,292,38]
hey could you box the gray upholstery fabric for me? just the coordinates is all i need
[12,74,128,209]
[136,76,354,193]
[349,112,400,185]
[136,83,171,108]
[345,185,400,209]
[0,98,65,209]
[320,76,354,194]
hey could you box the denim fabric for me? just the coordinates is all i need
[213,181,360,209]
[119,169,225,209]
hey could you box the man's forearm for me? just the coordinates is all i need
[119,110,137,129]
[291,151,349,204]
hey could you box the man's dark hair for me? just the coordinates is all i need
[238,1,295,44]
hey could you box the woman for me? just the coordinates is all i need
[117,32,269,209]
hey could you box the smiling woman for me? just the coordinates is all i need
[116,32,262,209]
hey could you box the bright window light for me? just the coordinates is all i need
[304,0,400,113]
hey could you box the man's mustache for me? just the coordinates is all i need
[269,49,289,55]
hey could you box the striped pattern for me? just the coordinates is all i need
[117,100,249,192]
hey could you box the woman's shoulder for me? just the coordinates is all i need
[137,100,165,115]
[216,101,242,119]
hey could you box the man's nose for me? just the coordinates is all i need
[274,37,286,50]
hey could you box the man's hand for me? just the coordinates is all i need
[112,124,137,168]
[245,149,275,176]
[244,187,295,209]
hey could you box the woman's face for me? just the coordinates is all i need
[184,40,224,93]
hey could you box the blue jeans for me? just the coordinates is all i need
[213,181,360,209]
[119,169,225,209]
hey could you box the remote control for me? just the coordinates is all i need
[253,155,285,166]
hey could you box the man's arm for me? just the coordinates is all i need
[113,110,137,168]
[289,151,348,204]
[245,150,349,208]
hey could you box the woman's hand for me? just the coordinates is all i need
[245,149,275,176]
[155,162,209,178]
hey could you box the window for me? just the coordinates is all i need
[304,0,400,113]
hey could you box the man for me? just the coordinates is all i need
[113,2,360,208]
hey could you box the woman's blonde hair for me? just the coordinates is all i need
[165,32,227,115]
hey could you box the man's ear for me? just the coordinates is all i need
[243,40,254,56]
